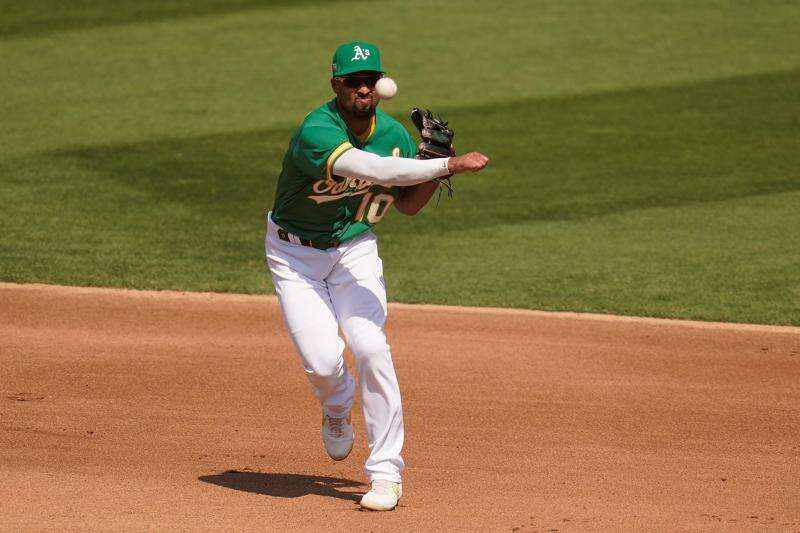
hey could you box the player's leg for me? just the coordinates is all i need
[265,220,355,418]
[326,232,404,484]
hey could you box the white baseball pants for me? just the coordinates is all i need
[264,214,404,483]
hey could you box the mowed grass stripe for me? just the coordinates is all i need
[0,0,333,39]
[3,1,799,157]
[2,69,799,323]
[386,190,800,325]
[2,1,799,323]
[406,68,800,228]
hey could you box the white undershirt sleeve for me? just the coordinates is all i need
[331,148,451,186]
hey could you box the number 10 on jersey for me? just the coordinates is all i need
[355,192,394,224]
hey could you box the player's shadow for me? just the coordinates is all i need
[198,470,364,502]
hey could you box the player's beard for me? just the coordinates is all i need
[350,96,376,118]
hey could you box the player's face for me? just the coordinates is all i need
[332,72,382,118]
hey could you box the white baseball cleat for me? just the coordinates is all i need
[321,413,354,461]
[360,479,402,511]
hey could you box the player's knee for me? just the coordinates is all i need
[295,335,345,379]
[351,339,391,368]
[303,356,345,398]
[348,333,389,361]
[303,351,344,380]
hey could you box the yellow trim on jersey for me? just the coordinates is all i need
[325,141,354,182]
[357,115,376,144]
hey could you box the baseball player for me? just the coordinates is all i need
[264,40,489,511]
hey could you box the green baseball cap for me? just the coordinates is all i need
[331,40,383,77]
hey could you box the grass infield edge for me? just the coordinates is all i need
[4,282,798,335]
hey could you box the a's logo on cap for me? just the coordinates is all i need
[351,45,370,61]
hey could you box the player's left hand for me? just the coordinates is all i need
[411,108,455,159]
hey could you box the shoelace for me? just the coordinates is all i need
[371,480,398,496]
[327,416,346,439]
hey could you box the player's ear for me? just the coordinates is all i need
[330,78,338,94]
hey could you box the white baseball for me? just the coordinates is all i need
[375,77,397,99]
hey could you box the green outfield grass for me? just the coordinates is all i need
[1,0,799,324]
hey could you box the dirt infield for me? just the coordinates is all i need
[2,283,799,531]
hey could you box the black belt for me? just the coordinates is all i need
[277,228,340,250]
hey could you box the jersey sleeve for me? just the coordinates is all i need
[291,124,353,180]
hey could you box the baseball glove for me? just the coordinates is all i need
[410,108,455,197]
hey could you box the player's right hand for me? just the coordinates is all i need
[447,152,490,174]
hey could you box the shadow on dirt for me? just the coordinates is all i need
[198,470,364,501]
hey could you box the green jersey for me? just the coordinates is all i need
[271,99,417,244]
